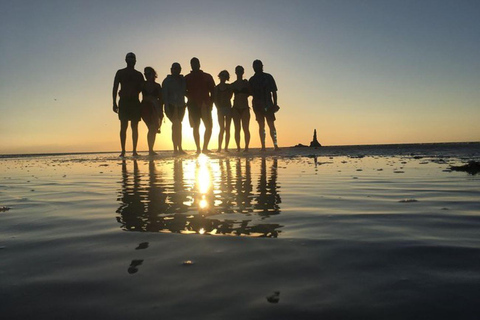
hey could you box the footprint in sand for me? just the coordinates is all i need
[135,242,149,250]
[128,259,144,274]
[266,291,280,304]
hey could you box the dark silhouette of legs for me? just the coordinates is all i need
[233,116,241,151]
[201,106,212,152]
[242,111,250,151]
[147,126,157,155]
[120,120,129,156]
[258,119,266,151]
[131,121,139,156]
[224,115,231,152]
[266,119,279,150]
[193,122,201,153]
[218,115,225,152]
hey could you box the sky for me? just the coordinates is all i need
[1,0,479,154]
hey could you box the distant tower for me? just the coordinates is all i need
[310,129,322,147]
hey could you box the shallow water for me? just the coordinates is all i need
[1,148,479,319]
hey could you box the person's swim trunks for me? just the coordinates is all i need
[119,97,141,122]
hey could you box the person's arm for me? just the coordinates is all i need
[112,71,120,113]
[156,83,163,103]
[246,80,252,96]
[208,75,215,108]
[269,74,278,106]
[161,79,169,108]
[213,86,218,107]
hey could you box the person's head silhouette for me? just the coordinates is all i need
[235,65,244,76]
[171,62,181,76]
[218,70,230,82]
[253,60,263,73]
[125,52,136,68]
[144,66,157,80]
[190,57,200,71]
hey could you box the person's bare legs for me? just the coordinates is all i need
[267,119,279,151]
[131,121,139,156]
[193,122,201,154]
[201,105,212,153]
[258,119,266,151]
[147,126,157,155]
[233,116,241,151]
[242,111,250,152]
[224,115,231,152]
[217,114,225,152]
[176,120,185,154]
[120,120,128,157]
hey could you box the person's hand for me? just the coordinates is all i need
[113,103,118,113]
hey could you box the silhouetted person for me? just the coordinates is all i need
[141,67,163,156]
[113,52,144,157]
[162,62,187,155]
[231,66,251,152]
[249,60,279,151]
[214,70,233,152]
[185,57,215,154]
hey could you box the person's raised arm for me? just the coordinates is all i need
[112,71,120,113]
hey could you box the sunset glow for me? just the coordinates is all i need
[1,1,479,154]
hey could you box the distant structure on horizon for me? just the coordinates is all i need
[310,129,322,148]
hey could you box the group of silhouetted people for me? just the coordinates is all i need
[113,52,280,156]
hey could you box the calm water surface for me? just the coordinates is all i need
[1,147,479,319]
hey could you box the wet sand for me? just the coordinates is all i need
[1,146,479,319]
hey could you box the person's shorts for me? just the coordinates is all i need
[165,104,186,122]
[188,103,212,128]
[119,98,141,122]
[253,106,275,122]
[231,107,250,121]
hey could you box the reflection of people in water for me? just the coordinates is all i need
[115,157,282,237]
[112,52,144,157]
[116,160,145,230]
[218,159,234,214]
[255,157,281,217]
[144,160,168,231]
[235,157,253,214]
[192,157,215,214]
[168,159,189,214]
[141,67,163,156]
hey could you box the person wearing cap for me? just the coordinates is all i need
[249,60,280,151]
[185,57,215,154]
[162,62,187,155]
[112,52,144,157]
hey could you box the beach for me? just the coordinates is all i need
[1,143,479,319]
